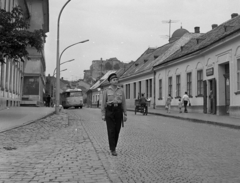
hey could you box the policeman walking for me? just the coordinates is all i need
[101,73,127,156]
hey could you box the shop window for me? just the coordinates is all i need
[23,76,39,95]
[197,70,203,96]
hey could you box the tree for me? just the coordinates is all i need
[105,62,112,70]
[113,63,120,70]
[0,6,46,62]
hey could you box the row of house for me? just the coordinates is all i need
[88,13,240,119]
[0,0,49,110]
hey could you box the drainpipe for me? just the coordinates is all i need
[153,70,156,109]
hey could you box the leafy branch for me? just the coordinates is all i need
[0,6,46,62]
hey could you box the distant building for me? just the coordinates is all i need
[84,57,130,84]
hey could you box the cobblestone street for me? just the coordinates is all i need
[1,108,240,183]
[0,111,112,183]
[74,108,240,183]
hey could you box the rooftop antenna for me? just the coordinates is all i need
[162,19,179,38]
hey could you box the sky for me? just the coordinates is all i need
[45,0,240,81]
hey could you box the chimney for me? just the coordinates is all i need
[194,27,200,33]
[212,24,218,29]
[231,13,238,19]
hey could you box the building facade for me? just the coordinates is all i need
[119,28,201,109]
[0,0,27,110]
[153,13,240,118]
[0,0,49,108]
[21,0,49,106]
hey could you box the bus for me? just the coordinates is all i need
[61,89,83,109]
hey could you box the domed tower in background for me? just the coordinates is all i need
[169,27,189,43]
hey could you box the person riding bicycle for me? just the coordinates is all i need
[140,93,148,113]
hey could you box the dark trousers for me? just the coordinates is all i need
[183,101,188,112]
[105,105,123,151]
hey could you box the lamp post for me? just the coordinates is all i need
[53,68,67,77]
[59,40,89,63]
[53,59,74,76]
[56,0,72,114]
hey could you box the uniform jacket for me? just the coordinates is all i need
[101,85,127,117]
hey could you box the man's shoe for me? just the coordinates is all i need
[111,150,117,156]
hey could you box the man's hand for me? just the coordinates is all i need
[102,116,106,121]
[123,115,127,122]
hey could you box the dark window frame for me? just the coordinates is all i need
[197,70,203,96]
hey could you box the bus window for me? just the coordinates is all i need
[69,91,83,97]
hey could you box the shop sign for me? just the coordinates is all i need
[206,67,214,76]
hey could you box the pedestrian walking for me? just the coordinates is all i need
[182,92,190,113]
[209,90,213,113]
[165,94,172,113]
[140,93,148,113]
[101,73,127,156]
[47,95,51,107]
[178,98,182,113]
[97,99,100,108]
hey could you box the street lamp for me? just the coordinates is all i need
[56,0,72,114]
[53,59,74,76]
[53,68,67,77]
[59,40,89,63]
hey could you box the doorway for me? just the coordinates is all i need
[218,63,230,115]
[203,78,216,114]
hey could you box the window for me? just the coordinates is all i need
[197,70,203,95]
[187,72,192,96]
[238,59,240,90]
[0,62,2,88]
[146,80,148,98]
[158,79,162,99]
[176,75,181,97]
[168,77,172,96]
[126,84,130,99]
[139,81,141,97]
[23,76,39,95]
[0,0,6,9]
[133,82,136,98]
[150,79,152,97]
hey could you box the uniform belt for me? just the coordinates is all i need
[108,103,121,107]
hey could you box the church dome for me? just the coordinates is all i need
[169,27,189,43]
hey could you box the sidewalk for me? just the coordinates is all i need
[128,107,240,129]
[0,107,55,133]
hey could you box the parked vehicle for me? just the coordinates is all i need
[134,99,149,115]
[61,89,83,109]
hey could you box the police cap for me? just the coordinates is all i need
[108,73,118,82]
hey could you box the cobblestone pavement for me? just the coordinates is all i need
[73,108,240,183]
[0,111,112,183]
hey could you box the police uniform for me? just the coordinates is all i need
[101,73,127,156]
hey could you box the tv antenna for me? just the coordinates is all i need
[162,19,179,39]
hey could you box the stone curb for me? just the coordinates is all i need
[0,111,55,133]
[128,109,240,130]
